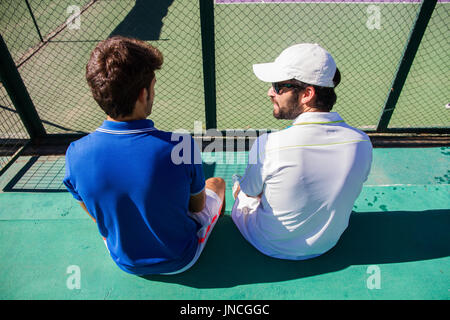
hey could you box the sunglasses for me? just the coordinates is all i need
[272,82,304,95]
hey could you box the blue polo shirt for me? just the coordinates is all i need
[63,119,205,275]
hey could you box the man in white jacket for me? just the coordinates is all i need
[232,43,373,260]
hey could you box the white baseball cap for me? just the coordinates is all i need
[252,43,337,87]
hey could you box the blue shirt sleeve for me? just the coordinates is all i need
[190,137,205,195]
[62,143,83,202]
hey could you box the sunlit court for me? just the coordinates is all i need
[0,0,448,302]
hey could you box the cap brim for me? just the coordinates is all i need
[252,63,291,83]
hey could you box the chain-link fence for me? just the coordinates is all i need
[0,0,204,136]
[389,1,449,129]
[0,83,29,174]
[215,0,448,131]
[0,0,448,174]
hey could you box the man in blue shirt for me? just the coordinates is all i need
[63,36,225,275]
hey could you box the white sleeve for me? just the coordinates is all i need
[239,134,268,197]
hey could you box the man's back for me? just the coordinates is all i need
[64,119,205,275]
[236,112,373,259]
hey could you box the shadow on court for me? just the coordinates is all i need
[143,209,450,288]
[109,0,174,40]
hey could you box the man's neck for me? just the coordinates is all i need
[300,104,328,113]
[106,115,146,122]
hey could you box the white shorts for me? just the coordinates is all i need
[103,188,223,275]
[230,190,261,248]
[162,188,223,275]
[232,191,321,261]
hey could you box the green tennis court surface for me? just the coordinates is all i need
[0,147,448,299]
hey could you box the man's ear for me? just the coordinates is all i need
[137,87,148,103]
[300,86,315,104]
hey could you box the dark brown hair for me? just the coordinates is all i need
[294,67,341,112]
[86,36,163,118]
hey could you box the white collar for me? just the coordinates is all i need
[292,112,344,126]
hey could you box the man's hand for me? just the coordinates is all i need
[234,184,262,200]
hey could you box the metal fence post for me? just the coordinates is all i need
[0,35,46,141]
[199,0,217,130]
[24,0,44,43]
[376,0,437,132]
